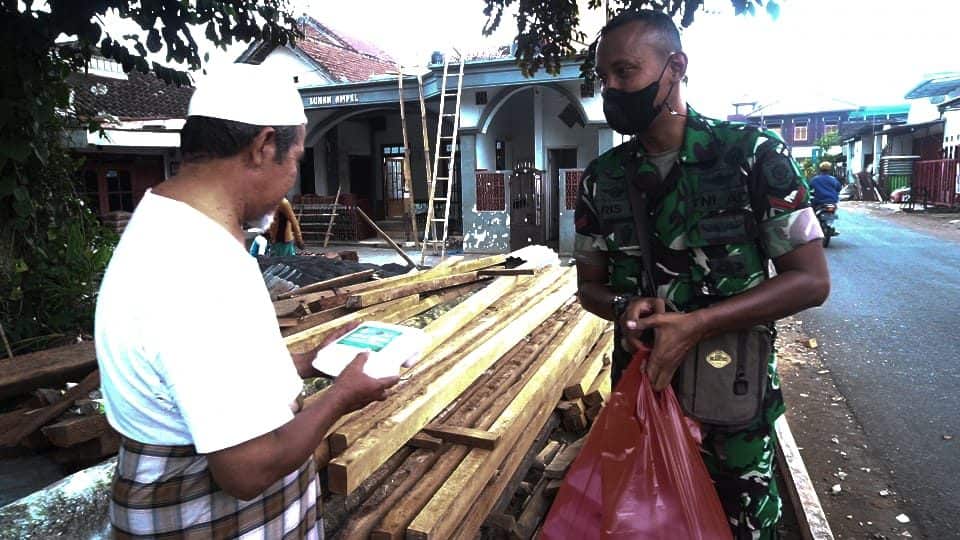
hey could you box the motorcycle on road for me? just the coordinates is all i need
[815,204,839,247]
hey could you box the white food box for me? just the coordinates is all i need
[311,321,426,379]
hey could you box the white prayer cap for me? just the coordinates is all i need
[188,63,307,126]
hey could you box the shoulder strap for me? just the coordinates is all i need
[624,160,658,298]
[744,137,777,278]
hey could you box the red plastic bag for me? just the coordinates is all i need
[541,349,731,539]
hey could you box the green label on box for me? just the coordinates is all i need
[338,325,403,353]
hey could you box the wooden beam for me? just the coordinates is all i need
[450,402,558,540]
[407,433,443,450]
[511,476,552,540]
[369,305,579,540]
[422,425,499,450]
[326,271,565,456]
[332,449,438,540]
[274,269,375,299]
[582,364,612,410]
[407,312,605,539]
[327,278,578,495]
[40,414,112,448]
[544,438,586,480]
[483,513,517,533]
[322,446,417,536]
[345,272,483,309]
[533,440,562,472]
[561,329,611,399]
[356,208,417,267]
[478,267,538,277]
[284,294,421,354]
[430,255,464,269]
[273,268,422,317]
[441,254,508,274]
[0,369,100,447]
[557,399,588,432]
[275,255,508,318]
[396,70,420,249]
[0,341,96,401]
[775,415,835,540]
[280,306,352,337]
[487,414,561,524]
[327,269,569,457]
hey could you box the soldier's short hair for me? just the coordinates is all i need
[600,9,682,58]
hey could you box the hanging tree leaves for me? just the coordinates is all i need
[481,0,780,78]
[0,1,301,353]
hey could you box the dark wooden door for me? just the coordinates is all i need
[383,156,406,219]
[509,163,545,250]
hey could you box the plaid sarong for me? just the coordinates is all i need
[111,438,322,539]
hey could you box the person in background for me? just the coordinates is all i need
[268,197,305,256]
[810,161,843,207]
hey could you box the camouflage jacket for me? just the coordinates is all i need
[574,107,821,313]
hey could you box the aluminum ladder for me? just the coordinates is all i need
[420,50,464,264]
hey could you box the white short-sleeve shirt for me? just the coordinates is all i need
[95,190,303,454]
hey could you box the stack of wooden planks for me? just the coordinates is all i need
[305,258,615,539]
[2,247,615,538]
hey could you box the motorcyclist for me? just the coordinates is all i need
[811,161,842,207]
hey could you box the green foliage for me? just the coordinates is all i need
[799,133,842,179]
[0,1,299,353]
[481,0,779,78]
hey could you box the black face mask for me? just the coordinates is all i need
[602,57,673,135]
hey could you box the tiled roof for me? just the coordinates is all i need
[296,17,396,83]
[68,70,193,121]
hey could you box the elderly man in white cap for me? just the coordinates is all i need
[94,64,398,539]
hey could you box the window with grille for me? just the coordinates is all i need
[564,170,583,210]
[825,123,838,136]
[105,169,133,212]
[79,169,101,215]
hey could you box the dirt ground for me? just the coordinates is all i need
[776,318,921,539]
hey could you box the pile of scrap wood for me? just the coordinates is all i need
[1,246,614,539]
[291,250,614,539]
[0,343,115,466]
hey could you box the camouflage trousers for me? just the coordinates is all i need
[612,344,786,540]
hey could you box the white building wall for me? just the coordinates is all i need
[259,47,329,87]
[906,99,941,125]
[943,109,960,156]
[482,89,535,170]
[541,89,599,167]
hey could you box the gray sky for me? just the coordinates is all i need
[307,0,960,117]
[104,0,959,118]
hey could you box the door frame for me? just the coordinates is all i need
[546,147,578,244]
[380,143,407,220]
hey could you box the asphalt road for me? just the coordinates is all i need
[799,205,960,536]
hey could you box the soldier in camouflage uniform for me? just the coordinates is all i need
[574,10,831,539]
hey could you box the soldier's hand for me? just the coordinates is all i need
[619,297,665,352]
[329,353,399,414]
[632,310,707,391]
